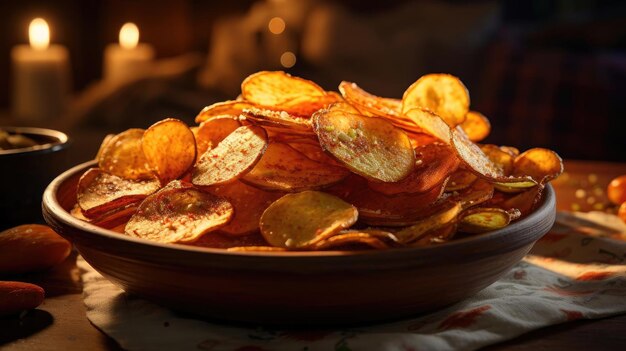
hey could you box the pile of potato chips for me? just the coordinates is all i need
[72,71,563,251]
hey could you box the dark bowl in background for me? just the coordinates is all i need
[0,126,70,230]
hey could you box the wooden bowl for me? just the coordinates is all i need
[1,126,70,230]
[42,161,556,325]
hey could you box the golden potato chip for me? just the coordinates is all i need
[407,132,440,148]
[513,148,564,184]
[499,145,520,157]
[195,100,257,124]
[77,168,160,218]
[493,180,537,193]
[98,128,154,180]
[241,71,327,116]
[192,125,268,186]
[480,144,515,175]
[70,204,89,221]
[395,201,462,244]
[207,181,283,236]
[95,134,115,162]
[338,81,402,117]
[498,185,544,217]
[259,191,358,249]
[458,207,518,234]
[445,169,478,191]
[403,108,452,143]
[408,222,457,247]
[142,118,197,184]
[194,116,241,156]
[311,232,390,250]
[402,73,470,127]
[126,180,234,243]
[368,143,459,195]
[287,140,342,166]
[460,111,491,142]
[242,142,348,191]
[242,108,313,134]
[313,107,415,182]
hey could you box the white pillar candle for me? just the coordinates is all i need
[11,18,71,123]
[103,23,155,85]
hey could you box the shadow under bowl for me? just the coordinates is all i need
[1,126,70,230]
[43,160,556,325]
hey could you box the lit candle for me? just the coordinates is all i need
[11,18,70,123]
[103,23,155,85]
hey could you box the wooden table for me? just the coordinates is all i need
[2,160,626,351]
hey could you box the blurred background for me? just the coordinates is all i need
[0,0,625,163]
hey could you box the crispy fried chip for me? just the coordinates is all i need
[259,191,358,249]
[403,108,452,143]
[194,116,241,156]
[480,144,515,175]
[313,107,415,182]
[195,100,257,124]
[77,168,160,218]
[311,232,390,250]
[450,178,495,210]
[242,108,313,134]
[192,125,268,186]
[242,142,348,191]
[287,140,342,166]
[402,73,470,127]
[451,128,505,180]
[394,201,462,244]
[338,81,402,117]
[142,118,197,184]
[91,204,138,230]
[459,207,518,234]
[126,181,234,243]
[95,134,115,162]
[493,180,538,193]
[98,128,154,180]
[513,148,564,184]
[368,143,459,195]
[445,169,478,191]
[207,181,283,236]
[241,71,327,116]
[408,222,457,247]
[498,185,545,217]
[460,111,491,142]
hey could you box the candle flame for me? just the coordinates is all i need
[29,18,50,51]
[119,22,139,49]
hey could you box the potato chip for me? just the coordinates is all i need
[91,204,138,230]
[460,111,491,142]
[242,142,348,191]
[126,180,234,243]
[403,108,452,143]
[313,107,415,182]
[194,116,241,156]
[513,148,564,184]
[77,168,160,218]
[407,132,440,148]
[445,169,478,191]
[408,222,457,247]
[70,204,89,221]
[402,73,470,127]
[311,232,390,250]
[493,180,537,193]
[241,71,327,116]
[368,143,459,195]
[458,207,518,234]
[259,191,358,249]
[192,125,268,186]
[499,145,520,157]
[287,140,342,166]
[98,128,154,180]
[449,178,494,210]
[338,81,402,117]
[195,100,257,124]
[207,181,283,236]
[498,185,544,217]
[142,118,197,184]
[394,201,462,244]
[95,134,114,162]
[242,108,313,134]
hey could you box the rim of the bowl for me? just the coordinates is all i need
[0,126,70,156]
[43,160,556,259]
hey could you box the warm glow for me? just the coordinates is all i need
[119,22,139,49]
[29,18,50,51]
[280,51,296,68]
[268,17,285,35]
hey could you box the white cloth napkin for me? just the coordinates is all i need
[78,211,626,351]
